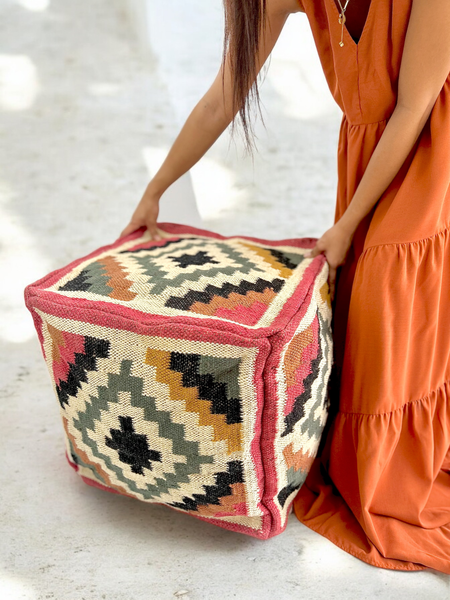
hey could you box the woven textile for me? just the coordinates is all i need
[25,223,333,539]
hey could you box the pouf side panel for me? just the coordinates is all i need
[259,267,318,536]
[261,261,333,534]
[28,300,273,537]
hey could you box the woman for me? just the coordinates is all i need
[121,0,450,573]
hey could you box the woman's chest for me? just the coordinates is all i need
[332,0,373,43]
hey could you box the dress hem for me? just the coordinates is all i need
[362,223,450,254]
[339,376,450,416]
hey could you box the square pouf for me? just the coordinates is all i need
[24,222,333,539]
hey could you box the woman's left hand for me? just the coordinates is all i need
[307,221,354,302]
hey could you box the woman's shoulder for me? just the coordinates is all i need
[291,0,306,13]
[270,0,306,14]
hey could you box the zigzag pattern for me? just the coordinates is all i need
[268,248,299,270]
[59,256,136,301]
[55,334,110,408]
[277,444,315,507]
[282,326,324,437]
[240,242,303,278]
[168,460,245,512]
[131,238,266,297]
[169,352,242,425]
[165,277,285,311]
[119,238,198,254]
[145,349,243,453]
[53,236,310,329]
[299,310,332,440]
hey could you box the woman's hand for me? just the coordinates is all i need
[308,221,354,302]
[119,185,163,241]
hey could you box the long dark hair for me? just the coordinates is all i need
[221,0,268,156]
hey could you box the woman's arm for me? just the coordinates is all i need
[310,0,450,299]
[120,0,302,239]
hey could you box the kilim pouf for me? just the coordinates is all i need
[24,222,333,539]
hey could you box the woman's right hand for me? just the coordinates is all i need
[119,184,163,241]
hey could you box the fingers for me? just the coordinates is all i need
[328,265,337,302]
[306,242,323,259]
[147,224,162,241]
[119,222,163,242]
[119,222,139,239]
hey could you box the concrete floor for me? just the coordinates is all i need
[1,1,449,599]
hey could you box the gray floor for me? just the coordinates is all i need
[1,1,449,599]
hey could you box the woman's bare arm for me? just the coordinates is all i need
[310,0,450,298]
[336,0,450,235]
[120,0,303,239]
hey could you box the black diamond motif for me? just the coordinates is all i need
[105,416,162,475]
[168,251,220,269]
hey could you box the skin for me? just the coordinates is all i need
[120,0,450,301]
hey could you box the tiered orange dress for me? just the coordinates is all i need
[293,0,450,573]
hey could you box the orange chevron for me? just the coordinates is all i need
[320,281,330,306]
[283,323,314,388]
[189,287,276,317]
[98,255,137,301]
[47,322,65,363]
[240,242,294,278]
[145,348,242,454]
[195,482,247,516]
[283,442,315,473]
[62,416,134,497]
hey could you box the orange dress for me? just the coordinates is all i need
[292,0,450,573]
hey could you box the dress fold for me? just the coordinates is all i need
[293,0,450,573]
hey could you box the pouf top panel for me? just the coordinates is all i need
[39,223,325,335]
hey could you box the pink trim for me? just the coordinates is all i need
[25,223,318,296]
[185,509,276,539]
[65,451,79,471]
[81,475,122,496]
[214,301,268,325]
[26,296,273,351]
[152,502,275,539]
